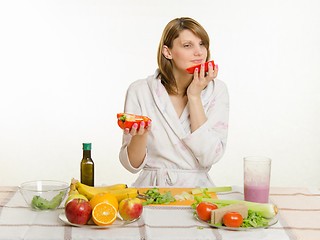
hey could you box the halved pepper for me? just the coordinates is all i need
[185,60,215,74]
[117,113,151,130]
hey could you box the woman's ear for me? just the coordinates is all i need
[162,45,172,59]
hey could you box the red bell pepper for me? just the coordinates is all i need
[185,60,215,74]
[117,113,151,130]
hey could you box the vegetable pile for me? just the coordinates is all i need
[192,194,277,228]
[141,186,277,229]
[142,188,176,206]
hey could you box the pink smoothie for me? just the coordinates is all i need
[244,184,270,203]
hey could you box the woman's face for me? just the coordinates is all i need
[165,29,208,73]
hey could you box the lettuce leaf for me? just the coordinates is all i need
[241,210,269,228]
[142,188,176,206]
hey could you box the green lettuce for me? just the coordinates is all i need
[31,191,65,210]
[142,188,176,206]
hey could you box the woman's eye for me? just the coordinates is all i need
[184,44,191,48]
[200,42,204,46]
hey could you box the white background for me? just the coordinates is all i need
[1,0,319,187]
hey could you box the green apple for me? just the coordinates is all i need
[65,194,88,206]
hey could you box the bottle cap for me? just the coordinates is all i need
[82,143,92,150]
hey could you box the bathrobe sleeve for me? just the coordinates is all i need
[181,80,229,168]
[119,80,148,174]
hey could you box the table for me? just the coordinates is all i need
[1,186,319,240]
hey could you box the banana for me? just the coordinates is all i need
[99,183,128,191]
[76,183,104,199]
[108,188,139,203]
[68,188,79,195]
[76,181,132,200]
[75,181,127,191]
[68,178,80,195]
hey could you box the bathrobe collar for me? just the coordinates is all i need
[147,70,215,139]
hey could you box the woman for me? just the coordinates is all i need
[119,17,229,187]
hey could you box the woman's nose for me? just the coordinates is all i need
[194,46,203,56]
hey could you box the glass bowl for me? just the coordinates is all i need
[19,180,69,211]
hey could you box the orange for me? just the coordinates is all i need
[92,202,117,226]
[89,192,118,211]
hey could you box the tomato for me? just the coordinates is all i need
[196,202,218,222]
[185,60,215,74]
[223,211,243,228]
[117,113,151,130]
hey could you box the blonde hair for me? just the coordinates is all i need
[157,17,210,95]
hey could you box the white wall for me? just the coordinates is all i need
[1,0,319,187]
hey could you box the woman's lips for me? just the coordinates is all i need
[191,59,203,64]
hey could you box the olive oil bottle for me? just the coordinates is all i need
[80,143,94,186]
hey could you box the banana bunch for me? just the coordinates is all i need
[68,179,138,202]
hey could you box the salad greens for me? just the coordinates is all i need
[143,187,176,206]
[241,210,269,228]
[31,191,65,210]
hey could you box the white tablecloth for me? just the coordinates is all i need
[1,186,320,240]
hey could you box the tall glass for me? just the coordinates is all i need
[244,156,271,203]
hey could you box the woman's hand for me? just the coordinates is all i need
[187,62,218,133]
[187,62,218,98]
[126,120,151,168]
[124,120,152,136]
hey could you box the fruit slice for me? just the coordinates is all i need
[117,113,152,130]
[185,60,215,74]
[92,202,117,226]
[89,193,118,211]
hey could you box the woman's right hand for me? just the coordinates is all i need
[124,120,152,136]
[125,120,151,168]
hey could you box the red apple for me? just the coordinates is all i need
[118,197,143,221]
[65,198,92,225]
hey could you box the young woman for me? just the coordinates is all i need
[119,17,229,187]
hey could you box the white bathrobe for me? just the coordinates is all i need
[119,70,229,187]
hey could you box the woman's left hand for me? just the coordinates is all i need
[187,62,218,98]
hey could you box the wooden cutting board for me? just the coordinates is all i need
[138,188,217,206]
